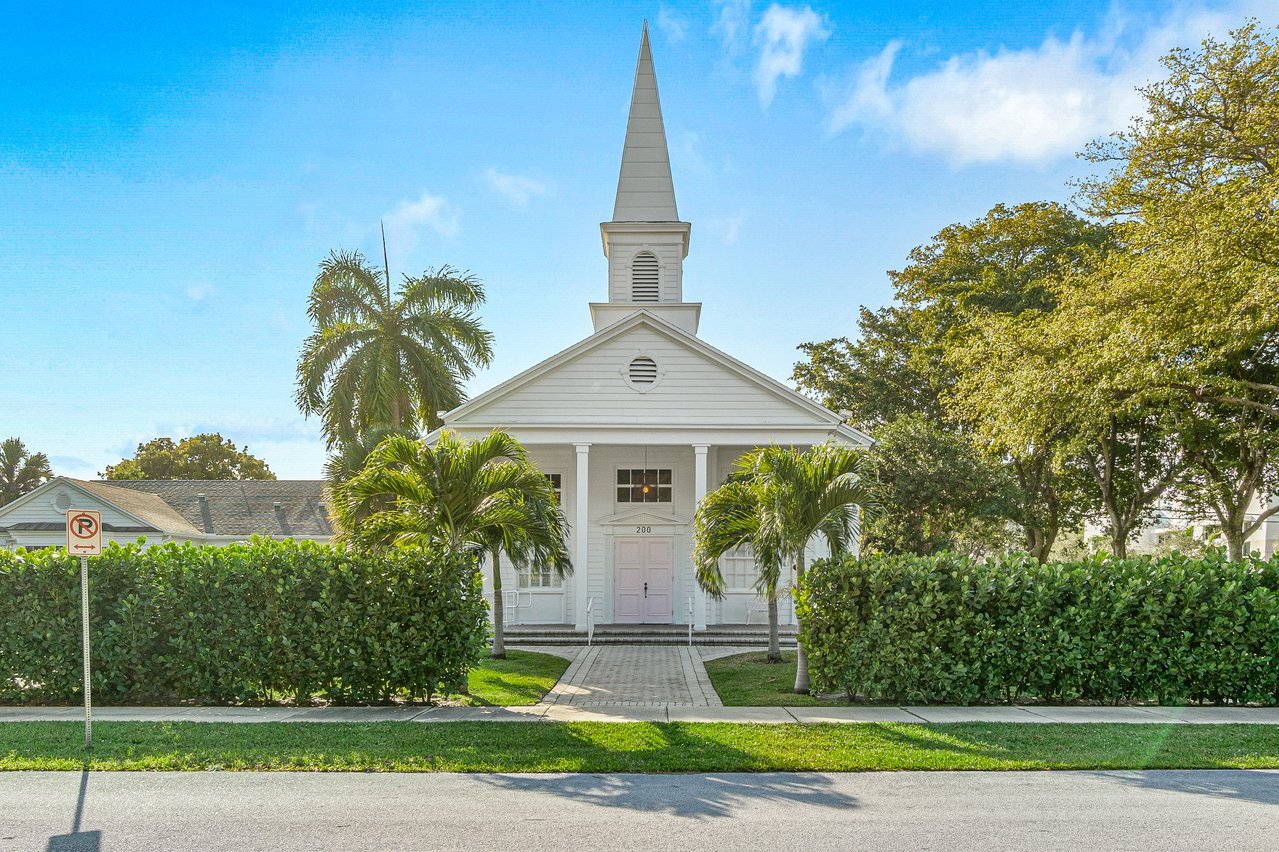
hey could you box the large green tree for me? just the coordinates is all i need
[102,434,274,481]
[796,202,1109,559]
[296,250,494,448]
[860,414,1020,557]
[0,438,53,507]
[694,444,874,693]
[959,22,1279,558]
[338,431,570,659]
[1070,21,1279,420]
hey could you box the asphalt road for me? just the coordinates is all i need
[3,769,1277,851]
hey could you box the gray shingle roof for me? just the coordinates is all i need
[70,479,204,536]
[96,480,334,538]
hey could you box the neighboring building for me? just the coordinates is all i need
[431,25,871,629]
[1083,495,1279,558]
[0,477,334,550]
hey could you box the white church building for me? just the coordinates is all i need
[432,25,870,631]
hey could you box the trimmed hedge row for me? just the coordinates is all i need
[0,539,488,705]
[796,552,1279,705]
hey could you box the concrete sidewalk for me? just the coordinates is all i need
[3,704,1278,724]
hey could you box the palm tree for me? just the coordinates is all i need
[296,249,494,448]
[338,431,571,659]
[694,444,874,693]
[0,438,52,507]
[692,479,787,663]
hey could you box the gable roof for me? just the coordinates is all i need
[103,480,334,537]
[72,479,204,535]
[442,309,872,444]
[0,477,202,535]
[0,477,334,539]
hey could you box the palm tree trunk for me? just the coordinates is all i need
[793,552,810,694]
[490,549,506,659]
[766,593,781,664]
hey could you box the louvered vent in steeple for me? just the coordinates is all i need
[631,253,659,301]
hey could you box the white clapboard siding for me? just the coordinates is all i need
[0,482,144,530]
[461,325,817,425]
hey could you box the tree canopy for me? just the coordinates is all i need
[0,438,53,507]
[102,434,275,481]
[794,23,1279,560]
[296,250,494,449]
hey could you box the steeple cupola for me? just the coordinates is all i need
[593,22,700,335]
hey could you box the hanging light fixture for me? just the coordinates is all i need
[641,445,651,496]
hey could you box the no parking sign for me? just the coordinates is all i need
[65,508,100,747]
[66,509,102,556]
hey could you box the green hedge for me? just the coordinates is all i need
[0,539,488,705]
[796,552,1279,705]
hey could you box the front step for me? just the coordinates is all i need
[504,623,798,647]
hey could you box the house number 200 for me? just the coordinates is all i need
[635,526,652,534]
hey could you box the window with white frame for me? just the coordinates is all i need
[721,545,758,591]
[515,472,564,589]
[517,566,562,589]
[616,468,672,503]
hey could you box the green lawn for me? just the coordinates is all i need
[704,651,846,706]
[2,721,1278,772]
[461,650,569,706]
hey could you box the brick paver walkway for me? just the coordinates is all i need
[540,645,722,707]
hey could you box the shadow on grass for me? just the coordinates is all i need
[462,674,549,707]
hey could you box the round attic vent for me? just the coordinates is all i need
[628,356,658,385]
[53,493,72,512]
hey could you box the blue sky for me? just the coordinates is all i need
[0,0,1264,478]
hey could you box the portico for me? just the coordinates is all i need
[431,24,869,632]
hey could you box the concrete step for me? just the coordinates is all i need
[504,624,798,647]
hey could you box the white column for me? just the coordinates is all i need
[573,443,591,631]
[692,443,709,631]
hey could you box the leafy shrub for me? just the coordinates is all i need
[0,538,487,705]
[797,551,1279,705]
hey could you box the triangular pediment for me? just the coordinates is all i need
[597,508,685,526]
[444,311,854,431]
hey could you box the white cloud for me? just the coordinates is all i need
[186,282,214,302]
[711,0,752,54]
[483,167,547,206]
[381,190,458,266]
[752,4,829,107]
[827,4,1260,164]
[657,5,690,42]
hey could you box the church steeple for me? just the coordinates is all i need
[595,23,697,335]
[613,22,678,222]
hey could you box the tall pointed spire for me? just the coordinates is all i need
[612,22,678,222]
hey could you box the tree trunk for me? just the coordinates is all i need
[1025,526,1056,563]
[1225,531,1247,562]
[793,552,810,694]
[1111,530,1127,560]
[490,549,505,659]
[766,593,781,664]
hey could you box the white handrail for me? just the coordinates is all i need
[687,596,694,647]
[502,590,532,625]
[586,596,596,646]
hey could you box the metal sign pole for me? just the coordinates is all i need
[80,554,92,749]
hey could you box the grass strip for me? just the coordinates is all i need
[462,650,569,706]
[3,722,1278,772]
[703,652,844,706]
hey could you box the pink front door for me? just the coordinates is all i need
[613,536,674,624]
